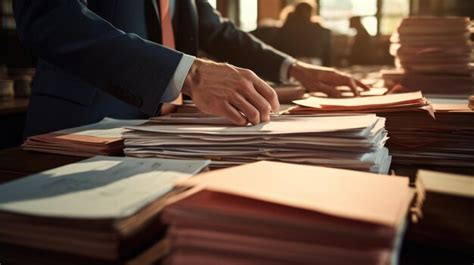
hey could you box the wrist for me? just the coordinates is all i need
[288,60,304,81]
[183,58,204,97]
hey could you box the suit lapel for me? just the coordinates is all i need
[145,0,162,44]
[175,0,198,55]
[145,0,198,55]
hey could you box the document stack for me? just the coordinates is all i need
[124,114,392,174]
[382,16,473,96]
[22,118,145,157]
[288,91,431,115]
[162,161,415,265]
[412,170,474,254]
[385,102,474,168]
[0,156,210,265]
[288,92,473,168]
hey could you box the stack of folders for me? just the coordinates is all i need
[124,114,392,174]
[22,118,146,157]
[382,16,473,96]
[412,170,474,253]
[385,103,474,167]
[287,91,432,115]
[0,156,210,265]
[288,92,473,168]
[162,161,415,265]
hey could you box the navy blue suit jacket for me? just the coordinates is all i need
[14,0,288,136]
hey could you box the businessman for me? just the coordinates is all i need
[14,0,368,136]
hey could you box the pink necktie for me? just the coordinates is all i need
[159,0,182,114]
[159,0,175,49]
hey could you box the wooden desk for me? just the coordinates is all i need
[0,148,472,264]
[0,147,84,183]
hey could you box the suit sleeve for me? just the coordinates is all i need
[13,0,182,115]
[196,0,291,83]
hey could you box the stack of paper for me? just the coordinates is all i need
[383,16,473,96]
[289,93,473,168]
[22,118,146,157]
[0,156,210,264]
[385,102,474,167]
[411,170,474,253]
[288,91,431,114]
[162,161,415,265]
[124,114,392,174]
[381,69,473,96]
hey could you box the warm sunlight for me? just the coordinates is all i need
[239,0,258,31]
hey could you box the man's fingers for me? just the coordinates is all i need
[311,82,342,98]
[385,84,405,95]
[218,102,247,126]
[355,79,371,91]
[345,77,360,97]
[230,94,262,125]
[326,71,368,96]
[242,89,272,122]
[238,68,280,113]
[253,80,280,113]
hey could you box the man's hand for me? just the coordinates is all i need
[289,61,370,97]
[182,58,279,126]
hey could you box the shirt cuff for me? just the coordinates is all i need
[279,57,297,84]
[160,54,195,103]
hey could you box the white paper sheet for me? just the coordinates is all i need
[127,115,379,135]
[294,91,424,109]
[0,156,210,219]
[58,117,147,138]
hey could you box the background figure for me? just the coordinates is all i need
[273,1,331,66]
[348,16,374,65]
[250,19,281,47]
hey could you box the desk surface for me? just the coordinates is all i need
[0,147,472,264]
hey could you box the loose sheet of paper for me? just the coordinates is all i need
[0,156,210,219]
[127,115,379,135]
[294,91,424,109]
[58,117,147,138]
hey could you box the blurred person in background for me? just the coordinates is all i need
[348,16,374,65]
[273,1,332,66]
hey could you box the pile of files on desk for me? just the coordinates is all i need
[288,91,473,168]
[385,102,474,168]
[0,156,210,265]
[123,114,391,174]
[382,16,473,96]
[410,170,474,255]
[22,118,145,157]
[162,161,416,265]
[287,91,431,115]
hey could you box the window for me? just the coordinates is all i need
[209,0,257,32]
[1,0,16,29]
[207,0,217,9]
[319,0,409,36]
[319,0,377,35]
[380,0,409,35]
[239,0,258,32]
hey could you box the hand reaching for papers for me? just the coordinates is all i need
[289,61,370,97]
[182,58,279,126]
